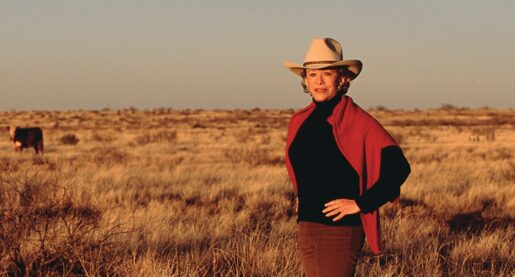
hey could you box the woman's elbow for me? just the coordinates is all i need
[400,160,411,185]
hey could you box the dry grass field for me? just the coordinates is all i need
[0,106,514,276]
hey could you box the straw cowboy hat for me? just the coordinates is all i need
[284,38,363,80]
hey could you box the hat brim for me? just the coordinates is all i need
[284,60,363,80]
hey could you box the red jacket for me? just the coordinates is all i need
[285,95,398,254]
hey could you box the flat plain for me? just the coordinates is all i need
[0,105,514,276]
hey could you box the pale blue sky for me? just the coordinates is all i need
[1,0,514,110]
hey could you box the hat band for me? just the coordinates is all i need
[303,60,339,66]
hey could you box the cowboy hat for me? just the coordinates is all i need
[284,38,363,80]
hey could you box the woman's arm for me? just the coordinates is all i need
[355,146,411,213]
[323,146,410,221]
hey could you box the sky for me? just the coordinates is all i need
[1,0,514,110]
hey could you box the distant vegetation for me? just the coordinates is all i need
[0,106,513,276]
[60,133,80,145]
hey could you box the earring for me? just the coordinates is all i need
[338,82,349,93]
[302,81,310,93]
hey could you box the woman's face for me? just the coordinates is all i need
[304,69,345,102]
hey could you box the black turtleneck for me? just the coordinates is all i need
[289,93,411,226]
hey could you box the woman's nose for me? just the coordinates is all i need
[317,74,324,84]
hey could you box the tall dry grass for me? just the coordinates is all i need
[0,107,513,276]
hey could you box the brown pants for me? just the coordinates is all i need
[298,221,365,277]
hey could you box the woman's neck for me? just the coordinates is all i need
[314,92,343,110]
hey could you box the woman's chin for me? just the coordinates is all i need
[312,95,329,102]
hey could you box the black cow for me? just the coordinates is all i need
[7,126,44,155]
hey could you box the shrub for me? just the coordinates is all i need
[439,103,458,110]
[224,146,283,166]
[370,105,390,112]
[135,130,177,146]
[234,128,253,144]
[61,134,79,145]
[0,173,124,275]
[389,131,406,145]
[91,147,130,166]
[470,127,496,142]
[91,132,116,143]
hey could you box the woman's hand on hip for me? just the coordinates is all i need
[322,199,361,222]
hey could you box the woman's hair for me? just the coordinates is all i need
[300,67,351,95]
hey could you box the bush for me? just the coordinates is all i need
[91,147,130,166]
[135,130,177,146]
[224,146,283,166]
[389,131,406,145]
[470,127,496,142]
[61,134,80,145]
[439,103,458,110]
[0,173,124,275]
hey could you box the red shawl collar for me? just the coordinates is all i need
[285,95,398,254]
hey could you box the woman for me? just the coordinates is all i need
[284,38,411,276]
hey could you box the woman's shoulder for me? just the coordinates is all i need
[292,102,316,117]
[345,97,384,129]
[343,98,395,144]
[288,102,315,124]
[286,102,316,138]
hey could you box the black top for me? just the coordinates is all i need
[289,94,411,226]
